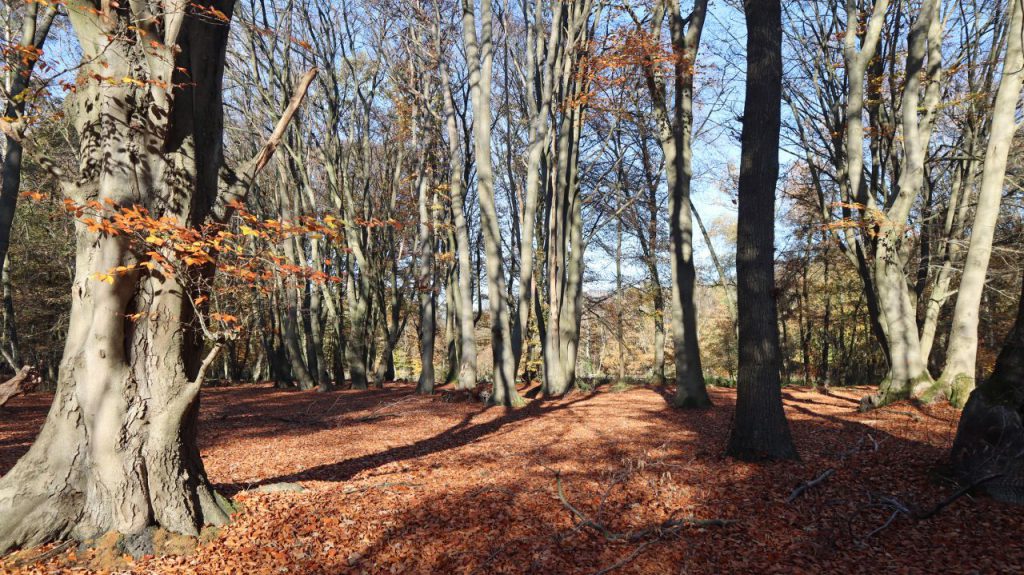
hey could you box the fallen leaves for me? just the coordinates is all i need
[0,384,1021,574]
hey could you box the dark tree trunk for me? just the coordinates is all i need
[726,0,798,461]
[951,256,1024,503]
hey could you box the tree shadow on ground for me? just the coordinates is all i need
[214,391,601,495]
[180,385,1006,575]
[5,384,1015,574]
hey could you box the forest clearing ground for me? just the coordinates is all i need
[1,382,1020,574]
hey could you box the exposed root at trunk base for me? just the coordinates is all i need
[861,373,937,411]
[2,509,230,570]
[0,456,235,558]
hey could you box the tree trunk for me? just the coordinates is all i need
[0,3,58,281]
[443,66,478,390]
[641,0,711,408]
[345,269,371,389]
[726,0,798,461]
[462,0,522,406]
[0,1,268,552]
[938,0,1024,407]
[416,157,436,394]
[950,251,1024,503]
[1,256,20,369]
[866,0,942,407]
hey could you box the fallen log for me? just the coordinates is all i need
[0,366,40,409]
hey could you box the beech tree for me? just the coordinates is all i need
[937,0,1024,405]
[727,0,798,460]
[0,0,312,552]
[637,0,712,408]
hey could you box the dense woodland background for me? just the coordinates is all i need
[0,0,1022,570]
[1,0,1021,398]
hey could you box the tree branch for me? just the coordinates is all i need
[215,67,319,221]
[0,366,40,409]
[786,468,835,503]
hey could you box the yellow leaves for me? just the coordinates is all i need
[145,234,165,246]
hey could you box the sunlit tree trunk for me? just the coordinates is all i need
[641,0,711,407]
[938,0,1024,407]
[0,0,311,552]
[0,3,58,281]
[416,155,437,394]
[442,64,478,390]
[861,0,943,407]
[540,0,597,396]
[462,0,522,406]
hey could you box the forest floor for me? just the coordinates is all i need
[1,381,1021,574]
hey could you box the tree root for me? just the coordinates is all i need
[0,366,41,408]
[6,540,74,568]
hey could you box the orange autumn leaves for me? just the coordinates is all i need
[21,190,395,326]
[570,25,701,113]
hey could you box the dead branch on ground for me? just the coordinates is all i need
[787,468,835,503]
[848,474,1003,542]
[0,366,41,409]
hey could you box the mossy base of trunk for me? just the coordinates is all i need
[861,372,934,410]
[489,392,527,408]
[949,375,975,408]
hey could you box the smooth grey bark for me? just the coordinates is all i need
[276,165,316,391]
[443,65,478,390]
[0,0,310,552]
[1,256,19,369]
[937,0,1024,407]
[462,0,522,406]
[540,0,597,397]
[864,0,943,407]
[641,0,710,407]
[416,152,437,394]
[636,138,666,384]
[726,0,798,461]
[510,0,560,374]
[0,4,58,371]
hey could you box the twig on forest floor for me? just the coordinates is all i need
[552,472,733,575]
[787,468,835,503]
[554,472,735,543]
[837,433,881,461]
[849,474,1003,542]
[590,539,658,575]
[341,481,422,495]
[9,540,74,568]
[350,395,418,423]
